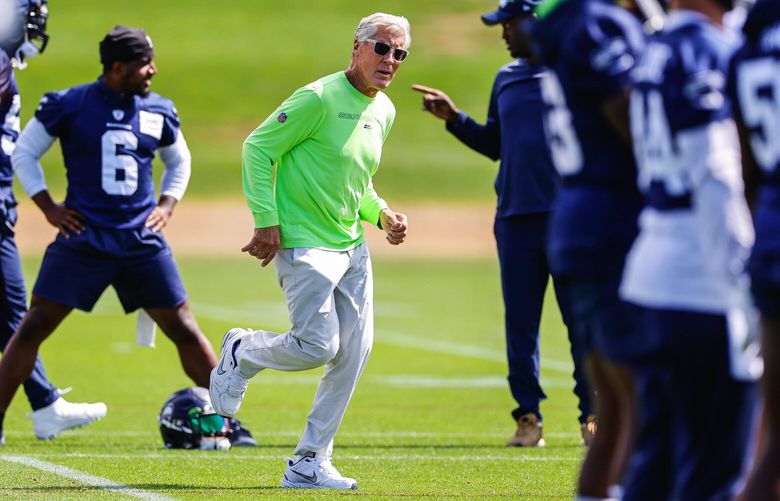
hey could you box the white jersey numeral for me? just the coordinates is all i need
[1,94,21,156]
[540,72,584,175]
[630,89,687,195]
[737,57,780,173]
[101,129,139,195]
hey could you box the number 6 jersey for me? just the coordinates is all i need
[29,78,184,228]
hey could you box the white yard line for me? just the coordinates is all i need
[238,373,573,389]
[11,452,580,462]
[0,455,176,500]
[191,301,575,375]
[2,430,581,439]
[379,332,575,375]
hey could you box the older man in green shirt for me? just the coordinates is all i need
[209,12,409,490]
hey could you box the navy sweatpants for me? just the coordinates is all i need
[0,194,59,411]
[494,212,591,423]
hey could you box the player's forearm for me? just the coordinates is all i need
[446,111,501,161]
[159,133,192,201]
[30,189,58,215]
[358,180,388,226]
[157,194,178,213]
[11,117,53,197]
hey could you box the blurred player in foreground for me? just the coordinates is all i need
[0,0,105,444]
[621,0,760,497]
[727,0,780,497]
[528,0,646,497]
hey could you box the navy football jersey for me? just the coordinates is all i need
[530,0,645,276]
[632,11,740,211]
[727,0,780,259]
[532,0,645,188]
[728,0,780,187]
[0,50,20,184]
[622,10,749,313]
[34,78,181,229]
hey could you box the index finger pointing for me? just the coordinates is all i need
[411,84,438,94]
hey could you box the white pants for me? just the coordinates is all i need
[235,243,374,457]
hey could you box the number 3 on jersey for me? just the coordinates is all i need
[101,129,139,195]
[737,58,780,173]
[540,72,584,175]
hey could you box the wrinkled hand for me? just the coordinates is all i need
[380,209,408,246]
[144,205,173,232]
[43,204,85,238]
[241,226,281,267]
[411,84,459,122]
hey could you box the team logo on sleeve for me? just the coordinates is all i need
[112,110,125,121]
[277,112,288,123]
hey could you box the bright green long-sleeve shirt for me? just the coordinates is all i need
[242,71,395,250]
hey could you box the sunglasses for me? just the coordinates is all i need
[365,39,409,62]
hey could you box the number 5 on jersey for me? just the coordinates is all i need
[737,58,780,173]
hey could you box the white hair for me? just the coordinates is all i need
[354,12,411,49]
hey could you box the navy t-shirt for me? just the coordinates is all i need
[34,78,180,229]
[447,59,558,216]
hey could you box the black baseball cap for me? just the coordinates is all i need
[99,25,154,66]
[481,0,542,25]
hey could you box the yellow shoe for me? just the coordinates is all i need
[507,412,545,447]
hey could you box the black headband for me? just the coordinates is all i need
[99,25,154,66]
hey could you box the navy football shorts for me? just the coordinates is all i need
[33,226,187,313]
[749,196,780,317]
[566,269,646,365]
[622,307,756,500]
[749,252,780,318]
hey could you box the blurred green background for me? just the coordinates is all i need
[15,0,513,203]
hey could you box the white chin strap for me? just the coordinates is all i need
[11,40,41,69]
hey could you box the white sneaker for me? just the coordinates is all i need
[281,454,357,490]
[32,397,107,440]
[209,328,250,417]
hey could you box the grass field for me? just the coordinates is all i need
[14,0,513,203]
[2,1,590,497]
[0,256,585,499]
